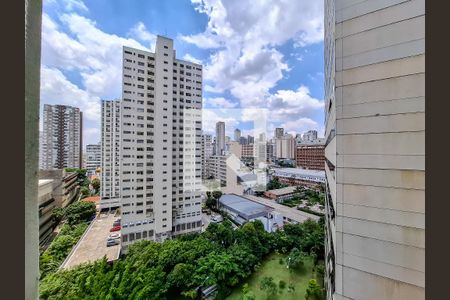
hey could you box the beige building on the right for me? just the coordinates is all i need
[324,0,425,299]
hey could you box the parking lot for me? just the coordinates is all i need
[60,212,121,270]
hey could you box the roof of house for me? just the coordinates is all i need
[266,186,298,196]
[81,196,100,204]
[219,194,272,220]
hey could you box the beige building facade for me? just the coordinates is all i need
[324,0,425,299]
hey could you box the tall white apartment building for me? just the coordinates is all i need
[274,127,284,139]
[100,99,121,209]
[120,36,203,248]
[302,130,318,142]
[275,134,296,159]
[215,121,225,155]
[201,134,213,179]
[40,104,82,170]
[324,0,425,299]
[85,143,101,176]
[234,128,241,142]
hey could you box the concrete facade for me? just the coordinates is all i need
[275,134,296,159]
[120,36,203,249]
[324,0,425,299]
[40,104,83,170]
[100,100,121,209]
[215,121,225,155]
[85,143,101,176]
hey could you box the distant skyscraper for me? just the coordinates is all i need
[234,128,241,141]
[100,99,121,209]
[201,134,213,179]
[40,104,82,170]
[247,135,254,144]
[239,136,248,145]
[275,134,295,159]
[302,130,318,142]
[86,143,101,176]
[295,133,303,144]
[274,127,284,139]
[216,121,225,155]
[120,36,203,248]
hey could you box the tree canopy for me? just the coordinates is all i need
[40,218,325,299]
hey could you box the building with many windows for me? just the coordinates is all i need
[100,99,121,210]
[215,121,225,156]
[324,0,425,298]
[302,130,318,142]
[201,133,213,179]
[295,140,325,171]
[119,36,203,249]
[86,143,101,176]
[275,134,296,159]
[234,128,241,142]
[40,104,82,170]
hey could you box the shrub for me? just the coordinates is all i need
[279,280,286,289]
[278,258,284,265]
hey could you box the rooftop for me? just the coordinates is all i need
[266,186,298,196]
[219,194,273,220]
[82,196,100,204]
[272,168,325,178]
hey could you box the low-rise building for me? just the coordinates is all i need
[39,169,80,208]
[206,155,227,186]
[264,186,298,203]
[241,144,255,158]
[38,179,56,245]
[295,140,325,171]
[219,194,283,232]
[271,168,325,188]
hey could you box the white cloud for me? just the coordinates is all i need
[182,53,203,65]
[40,66,101,121]
[63,0,88,12]
[41,13,151,99]
[205,97,238,108]
[280,118,322,137]
[202,109,240,137]
[182,0,324,107]
[128,22,157,48]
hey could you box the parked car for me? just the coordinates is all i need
[110,225,121,232]
[106,239,119,247]
[108,232,121,240]
[113,220,121,227]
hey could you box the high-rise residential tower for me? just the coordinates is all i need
[302,130,318,142]
[40,104,82,170]
[120,36,203,249]
[201,133,213,179]
[324,0,425,299]
[100,99,121,210]
[215,121,225,156]
[275,134,296,159]
[86,143,101,176]
[234,128,241,142]
[274,127,284,139]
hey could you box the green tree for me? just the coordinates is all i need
[287,283,296,300]
[243,291,256,300]
[259,276,278,299]
[287,247,306,269]
[305,279,322,300]
[80,186,90,198]
[91,178,100,193]
[64,201,96,225]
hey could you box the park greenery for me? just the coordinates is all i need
[266,177,288,190]
[41,201,96,280]
[278,186,325,216]
[205,190,223,211]
[39,217,325,300]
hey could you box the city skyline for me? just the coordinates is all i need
[39,0,325,146]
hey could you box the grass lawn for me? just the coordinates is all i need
[226,252,321,300]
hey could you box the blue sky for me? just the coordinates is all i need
[40,0,325,146]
